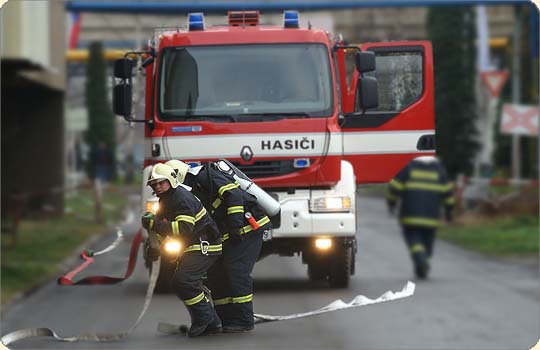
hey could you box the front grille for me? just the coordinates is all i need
[231,160,297,179]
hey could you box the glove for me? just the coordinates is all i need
[141,212,155,230]
[445,209,453,222]
[145,244,161,261]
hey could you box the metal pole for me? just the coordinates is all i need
[511,5,522,182]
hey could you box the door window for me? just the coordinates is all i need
[362,50,423,112]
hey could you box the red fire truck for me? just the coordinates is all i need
[112,11,435,289]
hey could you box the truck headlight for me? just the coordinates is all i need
[145,200,159,214]
[309,196,352,213]
[163,239,182,254]
[315,238,332,250]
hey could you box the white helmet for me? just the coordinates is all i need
[165,159,190,184]
[147,163,178,188]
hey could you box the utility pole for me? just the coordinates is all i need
[511,5,522,183]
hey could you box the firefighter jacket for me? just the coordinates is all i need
[151,186,222,256]
[185,165,270,242]
[387,158,455,228]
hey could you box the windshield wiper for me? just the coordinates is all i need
[227,112,313,122]
[161,113,312,122]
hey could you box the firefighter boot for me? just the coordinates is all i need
[203,308,223,335]
[222,303,255,333]
[186,303,213,337]
[412,252,429,280]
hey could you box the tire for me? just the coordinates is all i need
[307,263,327,281]
[328,246,352,288]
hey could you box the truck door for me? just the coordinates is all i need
[339,41,435,184]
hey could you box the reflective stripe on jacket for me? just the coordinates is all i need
[154,186,222,256]
[387,159,454,228]
[186,165,270,239]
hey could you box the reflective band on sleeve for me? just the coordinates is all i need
[217,182,240,197]
[227,206,244,215]
[149,219,154,230]
[389,179,404,190]
[410,244,426,253]
[404,182,453,192]
[410,170,439,181]
[183,292,205,306]
[445,196,455,205]
[194,207,207,222]
[222,216,270,241]
[401,217,439,227]
[213,294,253,306]
[175,214,195,225]
[171,221,179,235]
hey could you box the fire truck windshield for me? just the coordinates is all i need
[158,44,333,121]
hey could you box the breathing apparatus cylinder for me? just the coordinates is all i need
[215,160,281,217]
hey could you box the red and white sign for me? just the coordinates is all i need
[480,71,509,98]
[500,104,540,136]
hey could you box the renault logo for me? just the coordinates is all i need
[240,146,253,162]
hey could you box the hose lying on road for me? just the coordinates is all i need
[253,281,415,323]
[1,230,158,346]
[2,228,416,345]
[58,229,141,285]
[157,281,416,334]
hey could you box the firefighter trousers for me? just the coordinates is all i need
[206,230,263,328]
[171,253,221,329]
[402,226,436,276]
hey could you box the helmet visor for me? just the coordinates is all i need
[147,178,167,187]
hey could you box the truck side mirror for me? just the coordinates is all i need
[355,51,375,73]
[114,58,134,79]
[356,76,378,110]
[113,84,132,117]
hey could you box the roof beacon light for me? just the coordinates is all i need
[283,10,299,28]
[188,12,205,31]
[228,11,260,26]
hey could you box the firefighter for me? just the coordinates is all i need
[166,159,271,333]
[386,156,454,279]
[141,163,223,337]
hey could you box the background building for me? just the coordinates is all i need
[1,1,66,214]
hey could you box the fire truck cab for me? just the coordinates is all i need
[113,11,435,289]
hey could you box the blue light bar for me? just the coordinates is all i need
[293,158,310,168]
[283,10,299,28]
[188,12,204,31]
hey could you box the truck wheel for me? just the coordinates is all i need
[328,246,352,288]
[307,263,327,281]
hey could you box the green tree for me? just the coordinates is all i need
[85,41,116,180]
[427,6,479,178]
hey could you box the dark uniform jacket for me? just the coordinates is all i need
[152,186,222,255]
[185,165,270,242]
[387,158,455,228]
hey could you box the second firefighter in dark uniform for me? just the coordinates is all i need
[141,163,223,337]
[387,156,454,279]
[166,160,271,333]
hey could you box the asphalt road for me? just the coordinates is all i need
[1,192,538,350]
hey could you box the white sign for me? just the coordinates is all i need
[500,104,540,136]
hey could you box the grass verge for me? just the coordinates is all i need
[438,214,539,257]
[1,185,132,305]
